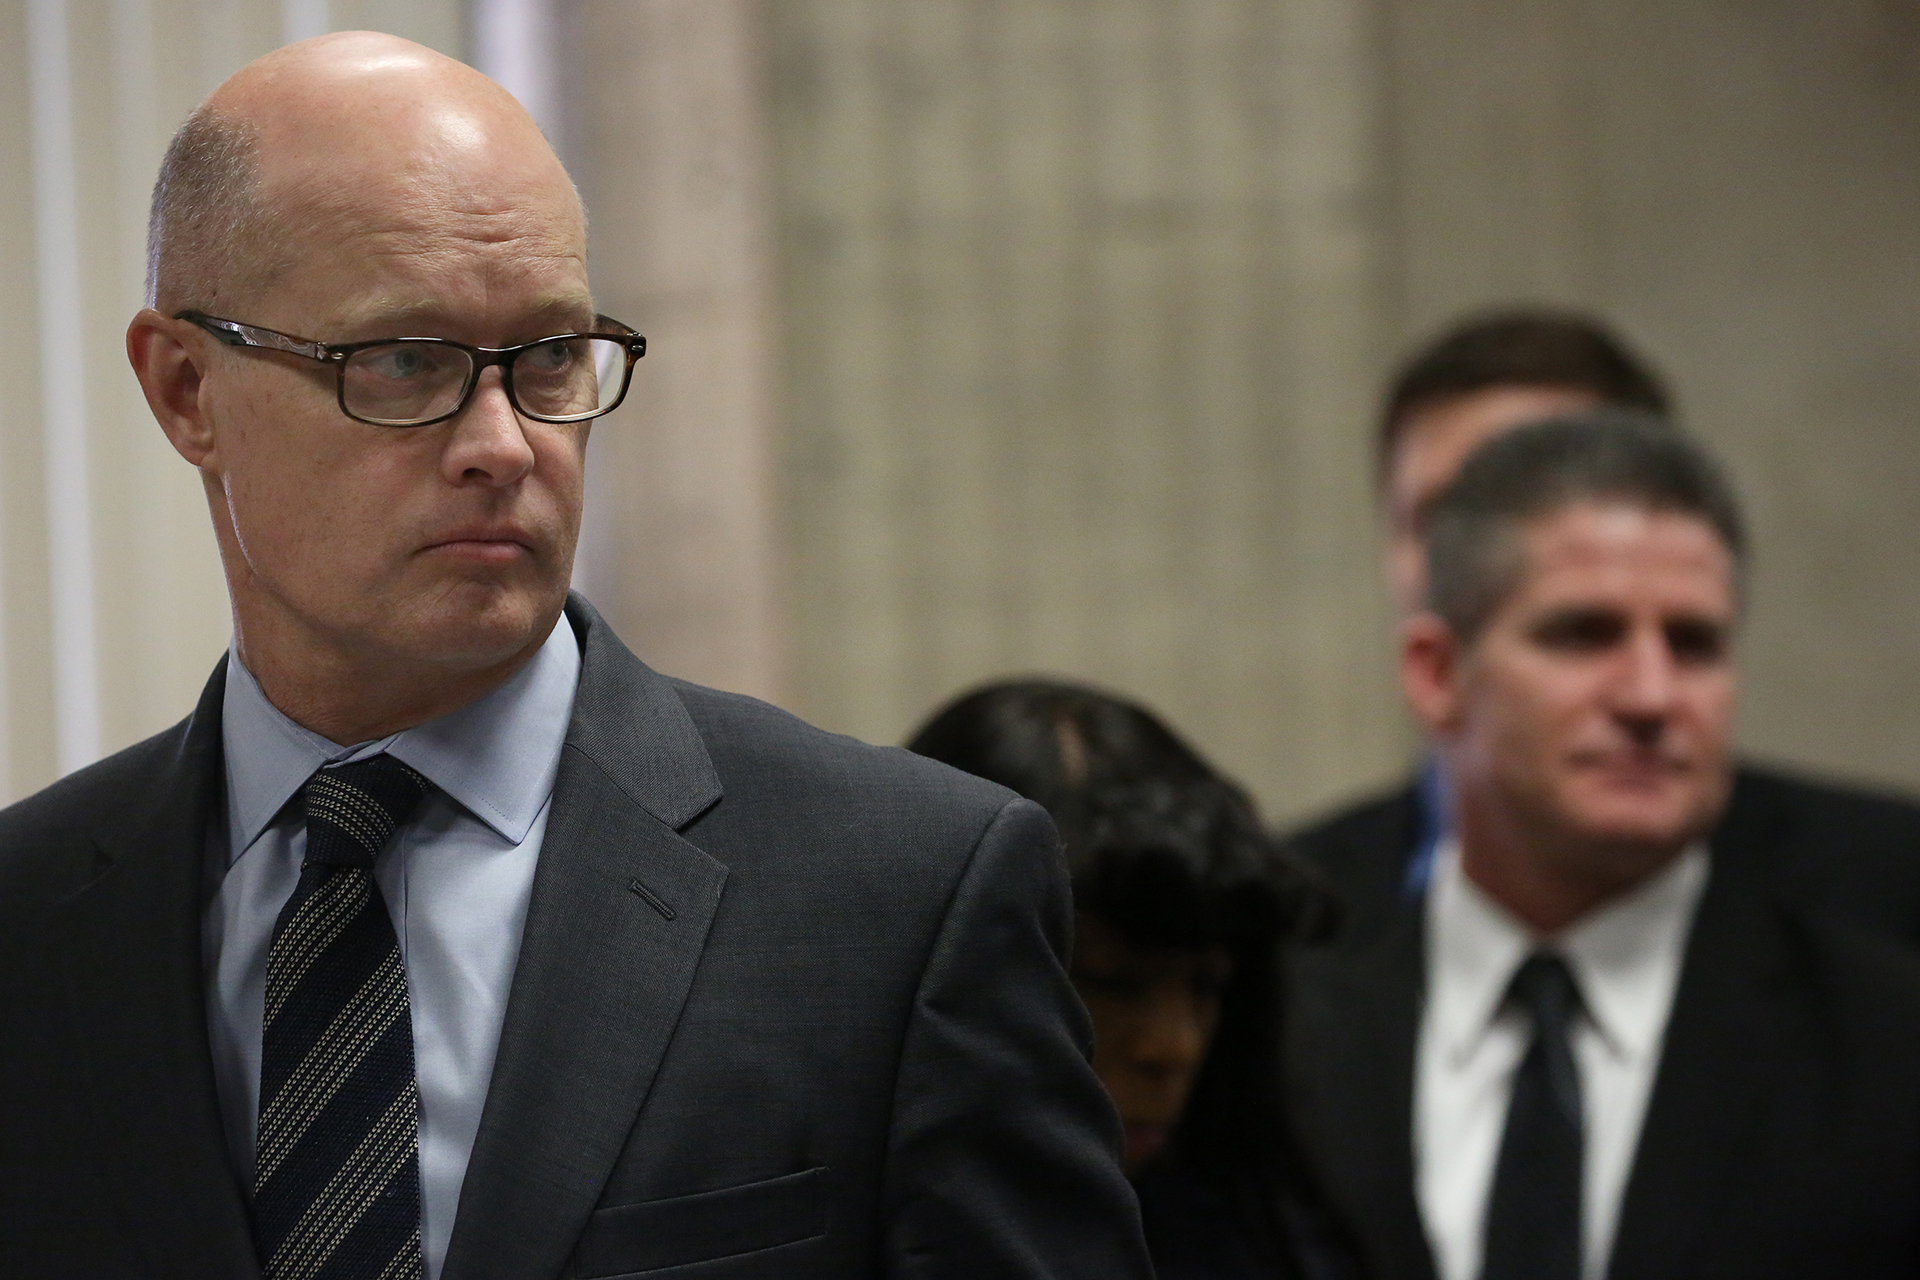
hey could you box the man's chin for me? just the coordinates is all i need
[1562,801,1709,858]
[400,582,568,669]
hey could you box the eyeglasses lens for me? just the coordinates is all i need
[511,336,627,420]
[339,335,629,425]
[342,342,474,426]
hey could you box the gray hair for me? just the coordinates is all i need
[1424,410,1747,641]
[145,106,275,313]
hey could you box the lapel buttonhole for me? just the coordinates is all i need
[628,878,678,920]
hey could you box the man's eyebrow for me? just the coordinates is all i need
[333,298,599,338]
[1524,604,1628,640]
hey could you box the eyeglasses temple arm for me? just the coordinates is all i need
[177,312,332,361]
[226,320,332,361]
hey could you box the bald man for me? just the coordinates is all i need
[0,35,1149,1280]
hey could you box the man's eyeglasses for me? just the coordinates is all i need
[177,311,647,428]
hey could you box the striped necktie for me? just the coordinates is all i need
[254,754,431,1280]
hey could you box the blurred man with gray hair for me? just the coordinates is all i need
[1283,411,1920,1280]
[1353,307,1920,922]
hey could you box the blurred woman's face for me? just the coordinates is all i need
[1070,912,1233,1174]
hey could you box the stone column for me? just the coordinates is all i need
[558,0,788,704]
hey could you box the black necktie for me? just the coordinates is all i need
[1480,952,1584,1280]
[254,754,431,1280]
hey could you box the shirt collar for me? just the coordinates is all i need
[221,612,581,861]
[1561,843,1709,1060]
[1425,835,1710,1068]
[1425,837,1533,1069]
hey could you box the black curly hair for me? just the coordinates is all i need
[907,678,1339,1274]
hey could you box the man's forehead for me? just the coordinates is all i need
[255,231,591,336]
[251,159,591,338]
[1391,385,1606,523]
[1524,502,1729,553]
[1514,504,1736,602]
[331,290,596,338]
[264,141,584,241]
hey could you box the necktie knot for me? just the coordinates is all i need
[1505,951,1583,1034]
[302,754,430,870]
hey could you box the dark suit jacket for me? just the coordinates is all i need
[1281,766,1920,1280]
[0,596,1152,1280]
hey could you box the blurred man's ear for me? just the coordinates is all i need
[1401,611,1466,737]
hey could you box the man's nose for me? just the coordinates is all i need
[441,366,537,487]
[1612,625,1679,734]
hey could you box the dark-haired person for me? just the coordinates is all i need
[1283,413,1920,1280]
[1378,308,1672,620]
[910,681,1355,1280]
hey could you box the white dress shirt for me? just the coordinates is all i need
[203,614,580,1280]
[1415,836,1709,1280]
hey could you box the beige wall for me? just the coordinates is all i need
[762,0,1410,822]
[0,6,54,792]
[558,0,787,705]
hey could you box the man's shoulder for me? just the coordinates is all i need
[1282,778,1422,893]
[566,596,1021,844]
[0,717,196,905]
[1287,782,1422,854]
[1724,761,1920,943]
[1730,761,1920,846]
[662,677,1029,853]
[1270,781,1426,950]
[648,680,1065,972]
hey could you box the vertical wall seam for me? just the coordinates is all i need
[471,0,562,148]
[282,0,331,46]
[27,0,100,778]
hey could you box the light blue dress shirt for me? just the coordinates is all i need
[203,613,581,1280]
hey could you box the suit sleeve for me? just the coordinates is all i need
[880,795,1153,1278]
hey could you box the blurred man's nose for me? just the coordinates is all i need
[1611,621,1680,737]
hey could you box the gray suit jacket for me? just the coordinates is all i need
[0,596,1150,1279]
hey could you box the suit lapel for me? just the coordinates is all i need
[1287,889,1436,1280]
[1605,846,1795,1280]
[442,597,728,1280]
[57,660,259,1278]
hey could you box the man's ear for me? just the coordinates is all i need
[1401,611,1467,737]
[127,309,219,468]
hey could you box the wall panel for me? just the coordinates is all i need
[557,0,786,704]
[767,0,1408,821]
